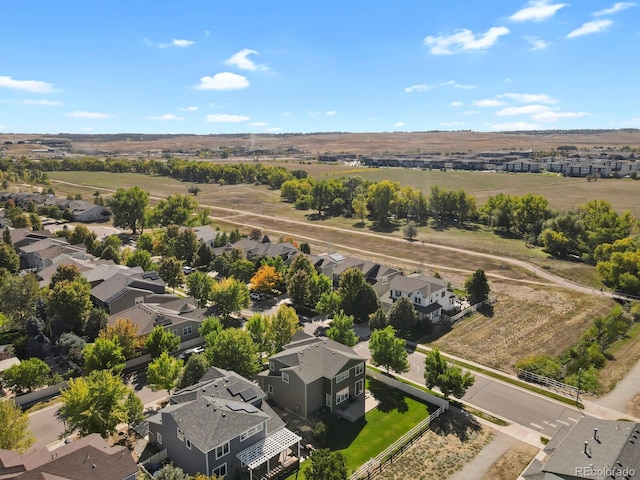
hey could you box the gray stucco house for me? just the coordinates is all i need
[258,332,367,422]
[146,367,301,479]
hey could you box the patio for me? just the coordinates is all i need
[236,427,302,480]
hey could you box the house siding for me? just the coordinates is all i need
[150,415,208,476]
[307,378,325,418]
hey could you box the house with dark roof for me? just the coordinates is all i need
[0,433,138,480]
[191,225,218,248]
[330,256,401,290]
[258,332,367,423]
[146,367,300,479]
[212,239,298,264]
[107,296,206,342]
[16,237,77,270]
[523,418,640,480]
[381,273,456,324]
[90,270,167,314]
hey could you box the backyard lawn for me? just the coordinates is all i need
[288,379,433,479]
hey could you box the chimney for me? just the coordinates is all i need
[584,441,589,455]
[594,428,598,441]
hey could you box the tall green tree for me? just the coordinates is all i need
[109,186,149,235]
[59,370,130,437]
[99,318,142,359]
[367,180,399,224]
[423,348,475,399]
[402,220,418,240]
[205,328,259,379]
[147,351,183,394]
[152,194,198,227]
[126,248,154,271]
[186,270,215,308]
[124,390,144,428]
[199,316,223,338]
[326,311,358,347]
[47,279,92,334]
[369,326,409,374]
[158,256,185,291]
[210,277,250,318]
[145,326,181,358]
[83,338,126,374]
[464,269,490,304]
[246,313,270,358]
[338,268,380,322]
[287,269,311,306]
[265,304,299,353]
[388,296,418,335]
[0,273,39,327]
[2,358,51,393]
[352,192,369,225]
[0,399,34,452]
[0,242,19,273]
[305,449,348,480]
[49,264,83,288]
[177,354,210,390]
[368,308,388,330]
[311,180,335,215]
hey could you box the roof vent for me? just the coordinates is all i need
[92,464,96,469]
[594,428,599,442]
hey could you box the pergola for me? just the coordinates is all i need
[236,428,302,480]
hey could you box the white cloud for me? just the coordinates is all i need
[510,0,569,22]
[424,26,510,55]
[532,110,591,121]
[148,114,185,121]
[225,49,269,72]
[473,98,506,107]
[0,76,54,93]
[22,99,62,106]
[567,19,613,38]
[395,121,405,127]
[66,111,114,119]
[454,83,477,89]
[450,101,463,107]
[496,104,552,116]
[248,122,268,126]
[308,110,337,116]
[173,39,195,47]
[524,36,551,50]
[205,113,250,123]
[593,2,635,16]
[462,110,481,115]
[195,72,249,90]
[405,84,431,93]
[179,106,198,111]
[267,127,281,132]
[490,122,541,130]
[326,111,337,116]
[503,93,558,104]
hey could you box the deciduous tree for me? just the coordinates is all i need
[326,311,358,347]
[145,326,181,358]
[368,308,388,331]
[423,348,475,399]
[126,249,154,271]
[205,328,259,379]
[186,270,215,308]
[152,194,198,227]
[0,242,19,273]
[147,352,183,394]
[83,338,126,374]
[250,264,283,294]
[2,357,51,393]
[109,186,149,235]
[159,256,185,292]
[177,353,210,390]
[402,220,418,240]
[99,318,142,359]
[210,278,250,318]
[338,268,380,322]
[388,296,418,335]
[265,304,299,353]
[369,326,409,374]
[47,279,92,335]
[464,269,490,304]
[0,399,34,452]
[305,449,348,480]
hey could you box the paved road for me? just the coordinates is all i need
[353,340,587,439]
[27,370,167,451]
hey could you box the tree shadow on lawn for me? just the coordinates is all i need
[324,417,367,451]
[431,409,482,443]
[476,304,494,317]
[368,379,408,413]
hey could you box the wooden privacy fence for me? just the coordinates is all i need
[349,405,446,480]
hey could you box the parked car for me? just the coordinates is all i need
[178,346,204,360]
[183,266,195,275]
[250,292,265,301]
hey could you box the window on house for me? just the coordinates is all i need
[157,432,162,445]
[215,442,230,459]
[268,384,273,395]
[355,379,364,396]
[212,463,227,478]
[185,438,192,450]
[269,361,275,371]
[441,291,445,297]
[325,393,331,407]
[240,423,264,441]
[354,362,365,376]
[135,296,144,305]
[282,372,289,384]
[177,428,184,441]
[336,387,349,405]
[183,326,192,336]
[335,370,349,383]
[413,297,420,304]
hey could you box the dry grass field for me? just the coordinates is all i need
[432,284,617,372]
[3,130,640,155]
[481,442,539,480]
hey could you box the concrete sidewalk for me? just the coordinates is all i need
[449,432,516,480]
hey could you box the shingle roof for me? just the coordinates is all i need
[107,298,205,335]
[388,274,447,297]
[0,434,137,480]
[269,333,366,384]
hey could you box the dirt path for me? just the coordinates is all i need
[49,179,612,295]
[449,432,515,480]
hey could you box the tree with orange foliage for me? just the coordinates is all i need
[250,264,283,294]
[98,318,143,359]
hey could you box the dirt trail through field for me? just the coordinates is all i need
[51,178,613,295]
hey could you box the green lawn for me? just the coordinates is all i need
[288,379,432,479]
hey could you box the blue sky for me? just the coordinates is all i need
[1,1,638,134]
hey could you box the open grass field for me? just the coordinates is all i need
[432,285,617,373]
[481,442,539,480]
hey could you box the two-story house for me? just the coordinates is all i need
[382,273,456,324]
[258,332,368,422]
[146,367,301,479]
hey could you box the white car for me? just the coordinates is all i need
[250,292,265,301]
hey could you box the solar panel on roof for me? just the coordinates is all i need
[227,381,245,396]
[238,388,258,402]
